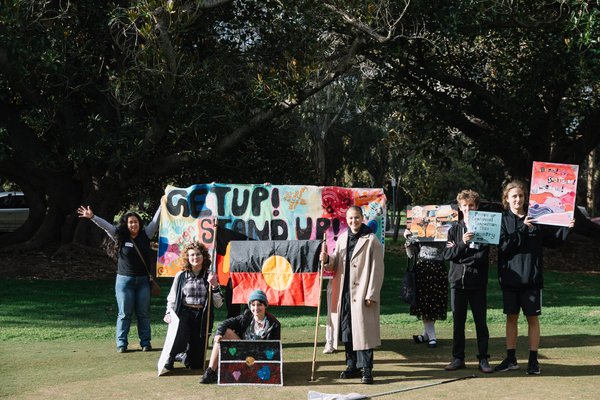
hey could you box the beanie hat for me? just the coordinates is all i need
[248,289,268,307]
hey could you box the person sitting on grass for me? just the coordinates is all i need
[200,289,281,384]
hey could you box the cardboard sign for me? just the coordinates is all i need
[528,161,579,227]
[406,205,458,242]
[218,340,283,386]
[467,211,502,245]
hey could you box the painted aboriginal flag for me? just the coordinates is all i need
[215,226,251,286]
[229,240,322,307]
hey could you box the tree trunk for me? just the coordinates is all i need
[587,148,596,217]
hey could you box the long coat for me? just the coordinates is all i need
[327,229,385,350]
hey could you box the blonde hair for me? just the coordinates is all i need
[502,180,528,210]
[456,189,480,207]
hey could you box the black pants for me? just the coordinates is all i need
[344,341,374,369]
[451,287,490,360]
[170,307,207,369]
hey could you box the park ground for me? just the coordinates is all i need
[1,238,599,399]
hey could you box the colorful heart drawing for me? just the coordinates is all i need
[257,366,271,381]
[265,348,275,360]
[232,371,241,381]
[245,356,255,366]
[228,347,237,356]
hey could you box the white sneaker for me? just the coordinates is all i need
[323,343,335,354]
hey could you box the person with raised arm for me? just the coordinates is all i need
[78,205,160,353]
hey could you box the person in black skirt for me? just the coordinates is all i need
[404,229,448,348]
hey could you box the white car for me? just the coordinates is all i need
[0,191,29,232]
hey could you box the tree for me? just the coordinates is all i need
[365,0,600,181]
[0,0,376,248]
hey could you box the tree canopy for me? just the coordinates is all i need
[1,0,599,249]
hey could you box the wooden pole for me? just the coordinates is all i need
[203,219,219,371]
[310,233,327,381]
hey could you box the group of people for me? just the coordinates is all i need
[76,178,572,384]
[403,181,573,376]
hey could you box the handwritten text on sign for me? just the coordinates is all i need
[467,211,502,245]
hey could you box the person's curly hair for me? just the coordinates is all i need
[456,189,480,207]
[179,242,211,272]
[106,211,145,260]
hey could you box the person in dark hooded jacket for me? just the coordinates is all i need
[442,189,492,373]
[495,180,573,375]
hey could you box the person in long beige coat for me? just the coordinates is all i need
[321,205,385,384]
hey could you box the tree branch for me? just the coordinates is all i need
[215,35,366,153]
[323,1,410,43]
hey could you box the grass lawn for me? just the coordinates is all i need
[1,241,599,399]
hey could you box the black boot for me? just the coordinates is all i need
[361,368,373,384]
[200,367,218,384]
[164,356,175,371]
[340,366,362,379]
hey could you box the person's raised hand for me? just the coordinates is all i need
[77,205,94,219]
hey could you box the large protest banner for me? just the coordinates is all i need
[528,161,579,227]
[157,184,386,280]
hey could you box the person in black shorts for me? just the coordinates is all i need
[496,180,574,375]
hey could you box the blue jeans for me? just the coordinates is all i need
[115,274,151,348]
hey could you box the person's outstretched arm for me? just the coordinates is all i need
[145,206,161,237]
[77,205,117,240]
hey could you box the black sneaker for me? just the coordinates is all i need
[527,362,541,375]
[200,367,218,384]
[340,367,362,379]
[494,358,519,372]
[361,368,373,384]
[164,357,174,371]
[117,347,127,353]
[142,345,152,352]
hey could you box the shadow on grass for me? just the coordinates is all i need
[285,334,600,352]
[282,356,600,388]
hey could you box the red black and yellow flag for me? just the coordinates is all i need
[229,240,322,307]
[216,227,250,286]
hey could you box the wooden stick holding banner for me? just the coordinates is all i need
[203,219,218,371]
[309,233,327,382]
